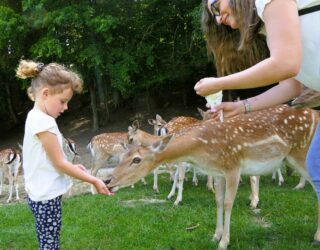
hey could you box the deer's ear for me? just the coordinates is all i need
[132,120,140,129]
[151,134,173,153]
[156,114,166,123]
[148,119,156,125]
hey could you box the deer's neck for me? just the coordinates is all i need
[138,130,162,146]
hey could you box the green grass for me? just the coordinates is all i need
[0,172,318,250]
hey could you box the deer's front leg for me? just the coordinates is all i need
[5,172,13,203]
[14,180,19,201]
[167,168,179,200]
[277,168,284,186]
[249,176,260,209]
[192,167,198,186]
[14,163,20,201]
[218,171,241,250]
[173,163,186,206]
[207,175,214,192]
[153,168,159,193]
[212,176,225,243]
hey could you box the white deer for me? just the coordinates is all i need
[0,148,22,203]
[105,105,320,249]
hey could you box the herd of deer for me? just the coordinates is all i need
[0,104,319,249]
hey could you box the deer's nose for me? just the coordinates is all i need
[103,179,112,185]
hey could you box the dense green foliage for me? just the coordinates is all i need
[0,0,209,129]
[0,173,318,249]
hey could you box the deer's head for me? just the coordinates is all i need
[105,135,173,192]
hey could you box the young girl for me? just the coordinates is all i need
[194,0,320,242]
[16,60,113,249]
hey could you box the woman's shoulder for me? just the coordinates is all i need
[255,0,272,20]
[255,0,299,20]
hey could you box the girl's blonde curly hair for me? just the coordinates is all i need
[16,60,83,101]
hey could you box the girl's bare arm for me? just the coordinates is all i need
[37,132,113,195]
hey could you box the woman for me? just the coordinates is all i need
[194,0,320,207]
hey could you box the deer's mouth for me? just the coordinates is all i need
[103,178,119,193]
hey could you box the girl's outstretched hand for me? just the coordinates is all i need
[209,101,245,120]
[194,77,221,97]
[93,178,114,196]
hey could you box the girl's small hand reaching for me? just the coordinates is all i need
[209,101,245,120]
[93,178,114,196]
[194,77,222,97]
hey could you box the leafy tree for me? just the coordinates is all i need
[0,0,210,131]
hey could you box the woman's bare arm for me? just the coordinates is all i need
[195,0,301,96]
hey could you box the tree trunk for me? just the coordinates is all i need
[88,81,99,132]
[94,66,107,126]
[4,80,19,124]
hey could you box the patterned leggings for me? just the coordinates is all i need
[28,195,62,250]
[306,122,320,201]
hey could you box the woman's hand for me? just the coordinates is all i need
[194,77,222,97]
[209,101,245,120]
[93,178,114,196]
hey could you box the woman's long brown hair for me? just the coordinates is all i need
[201,0,269,76]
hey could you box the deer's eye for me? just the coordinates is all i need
[132,157,141,164]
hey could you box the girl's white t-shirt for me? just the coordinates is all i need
[23,108,72,201]
[255,0,320,91]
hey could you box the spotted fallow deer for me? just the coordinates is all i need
[148,114,214,198]
[197,107,301,209]
[105,105,320,249]
[87,132,146,194]
[146,115,212,206]
[0,148,22,203]
[147,115,199,191]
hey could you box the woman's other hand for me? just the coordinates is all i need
[209,101,245,120]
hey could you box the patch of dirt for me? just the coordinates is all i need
[0,101,205,205]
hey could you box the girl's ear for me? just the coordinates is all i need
[41,87,49,98]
